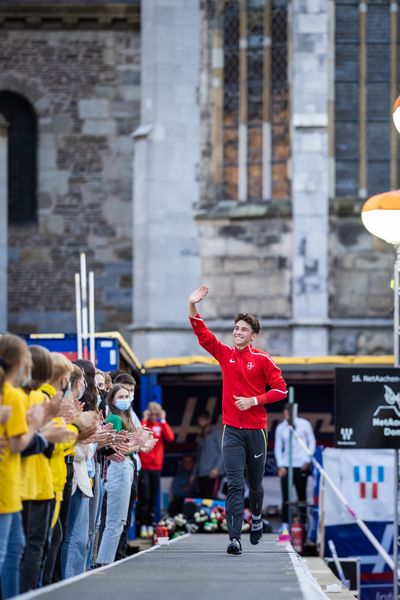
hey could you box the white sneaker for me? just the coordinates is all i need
[147,526,154,538]
[140,525,148,539]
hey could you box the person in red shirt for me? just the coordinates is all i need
[188,285,287,555]
[137,402,174,539]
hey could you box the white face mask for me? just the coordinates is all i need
[115,398,131,412]
[77,385,85,401]
[129,391,135,402]
[96,394,102,408]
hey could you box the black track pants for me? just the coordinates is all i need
[222,425,267,540]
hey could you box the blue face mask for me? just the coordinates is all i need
[115,399,131,412]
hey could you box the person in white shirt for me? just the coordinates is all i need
[274,403,316,526]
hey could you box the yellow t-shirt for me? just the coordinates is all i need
[20,390,54,502]
[49,419,78,500]
[0,382,29,513]
[37,384,78,500]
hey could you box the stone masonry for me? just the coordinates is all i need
[0,2,140,337]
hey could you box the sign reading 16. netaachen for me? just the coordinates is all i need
[335,368,400,449]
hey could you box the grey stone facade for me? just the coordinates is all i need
[0,0,395,360]
[0,1,140,336]
[131,0,202,359]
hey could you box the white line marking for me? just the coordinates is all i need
[14,534,191,600]
[288,546,330,600]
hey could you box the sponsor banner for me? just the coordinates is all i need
[324,522,393,600]
[335,368,400,449]
[322,448,394,525]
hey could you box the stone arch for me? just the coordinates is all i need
[0,91,38,223]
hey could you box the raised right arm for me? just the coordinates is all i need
[188,286,227,362]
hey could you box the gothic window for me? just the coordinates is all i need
[0,91,37,223]
[218,0,288,203]
[335,0,399,199]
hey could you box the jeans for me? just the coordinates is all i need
[96,460,134,565]
[116,470,138,560]
[42,460,74,585]
[86,464,105,569]
[61,488,89,579]
[0,512,25,599]
[20,500,52,592]
[137,469,161,526]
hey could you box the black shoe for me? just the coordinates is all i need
[250,518,263,545]
[227,538,242,555]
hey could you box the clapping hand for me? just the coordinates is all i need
[93,423,115,447]
[40,420,77,444]
[27,404,45,431]
[73,411,99,443]
[0,406,11,425]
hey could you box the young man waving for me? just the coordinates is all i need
[188,285,287,555]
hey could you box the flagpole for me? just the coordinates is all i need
[393,246,400,600]
[74,272,82,360]
[80,252,89,360]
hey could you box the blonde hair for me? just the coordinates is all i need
[70,364,84,388]
[0,334,29,394]
[49,352,74,385]
[148,401,162,413]
[104,372,112,390]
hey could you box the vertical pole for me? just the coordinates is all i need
[358,0,367,199]
[75,273,83,360]
[88,271,95,366]
[394,245,400,600]
[211,0,224,194]
[390,1,398,190]
[80,252,89,360]
[327,0,336,199]
[288,386,294,528]
[262,0,272,200]
[238,0,248,201]
[0,114,8,333]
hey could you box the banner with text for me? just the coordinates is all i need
[335,368,400,449]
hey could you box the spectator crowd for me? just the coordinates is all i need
[0,332,308,598]
[0,333,179,598]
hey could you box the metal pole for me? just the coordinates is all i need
[88,271,95,365]
[74,273,83,360]
[80,252,89,360]
[394,244,400,599]
[288,386,294,527]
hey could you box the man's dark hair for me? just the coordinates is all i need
[109,369,125,382]
[114,373,136,386]
[234,313,260,334]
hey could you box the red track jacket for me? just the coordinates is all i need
[139,420,175,471]
[190,314,287,429]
